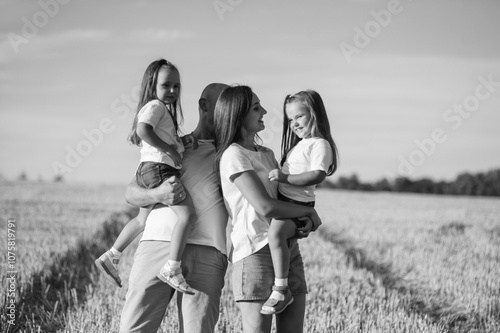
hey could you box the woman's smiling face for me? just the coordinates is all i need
[285,102,312,139]
[242,93,267,134]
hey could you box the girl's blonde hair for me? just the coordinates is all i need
[128,59,183,146]
[281,90,338,176]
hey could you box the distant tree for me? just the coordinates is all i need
[322,168,500,197]
[54,174,65,183]
[412,178,435,194]
[18,171,28,181]
[337,174,360,190]
[392,177,413,192]
[433,181,449,195]
[373,178,392,192]
[483,169,500,196]
[453,173,475,195]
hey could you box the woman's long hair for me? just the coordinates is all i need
[214,85,254,178]
[128,59,183,146]
[281,90,338,175]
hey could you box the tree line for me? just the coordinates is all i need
[321,168,500,197]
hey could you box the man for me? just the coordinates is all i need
[120,83,229,333]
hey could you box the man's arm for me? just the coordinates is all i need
[125,176,185,207]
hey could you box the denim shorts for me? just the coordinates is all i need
[136,161,181,189]
[277,191,315,228]
[232,240,308,301]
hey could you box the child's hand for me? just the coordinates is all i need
[167,150,182,167]
[182,133,199,150]
[268,169,287,182]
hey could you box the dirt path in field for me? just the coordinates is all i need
[2,209,136,333]
[317,228,492,333]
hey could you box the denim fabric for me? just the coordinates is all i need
[277,191,315,228]
[136,161,181,189]
[232,241,307,301]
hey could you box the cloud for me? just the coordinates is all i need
[43,29,113,42]
[0,29,113,62]
[128,29,194,42]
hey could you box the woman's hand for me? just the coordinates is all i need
[295,211,321,238]
[268,169,287,183]
[295,217,313,238]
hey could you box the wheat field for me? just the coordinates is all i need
[1,181,499,332]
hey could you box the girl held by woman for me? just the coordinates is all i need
[262,90,337,315]
[214,86,337,333]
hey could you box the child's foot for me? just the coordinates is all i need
[95,251,122,288]
[260,285,294,315]
[157,263,196,295]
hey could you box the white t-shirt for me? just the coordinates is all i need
[137,100,185,169]
[279,137,333,202]
[219,143,279,263]
[141,139,228,255]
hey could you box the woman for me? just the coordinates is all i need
[214,85,322,333]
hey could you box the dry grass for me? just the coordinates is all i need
[316,189,500,332]
[1,183,499,332]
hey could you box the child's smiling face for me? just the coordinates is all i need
[156,66,180,104]
[285,102,312,139]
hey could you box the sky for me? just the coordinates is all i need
[1,0,499,185]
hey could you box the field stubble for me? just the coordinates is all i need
[1,182,499,332]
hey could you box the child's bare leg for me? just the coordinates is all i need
[96,206,152,287]
[113,206,152,251]
[261,218,297,315]
[157,192,196,294]
[167,196,195,261]
[268,219,297,279]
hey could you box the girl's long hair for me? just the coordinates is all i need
[281,90,338,176]
[214,85,254,178]
[128,59,183,146]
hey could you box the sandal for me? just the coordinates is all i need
[157,264,196,295]
[95,251,122,288]
[260,285,294,315]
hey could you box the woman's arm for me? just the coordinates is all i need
[232,170,322,231]
[125,176,185,207]
[269,169,326,186]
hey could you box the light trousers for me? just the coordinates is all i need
[120,241,228,333]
